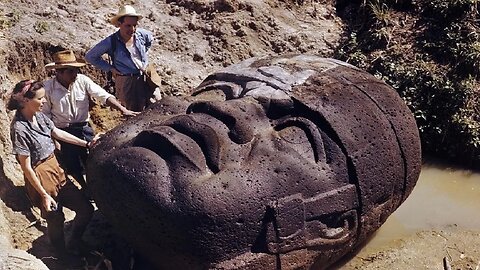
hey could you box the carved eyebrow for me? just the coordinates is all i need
[187,102,235,127]
[186,102,254,144]
[163,116,221,174]
[274,117,327,163]
[192,81,242,99]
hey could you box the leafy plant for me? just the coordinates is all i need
[0,11,20,30]
[335,0,480,168]
[422,0,477,21]
[34,21,48,34]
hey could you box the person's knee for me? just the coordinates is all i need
[78,201,94,219]
[45,210,65,226]
[72,203,93,231]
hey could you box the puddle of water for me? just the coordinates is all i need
[361,165,480,251]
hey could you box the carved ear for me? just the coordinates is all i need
[260,186,359,254]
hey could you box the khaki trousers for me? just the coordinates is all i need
[25,155,93,250]
[115,74,154,112]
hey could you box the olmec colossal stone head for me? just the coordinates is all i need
[87,55,421,269]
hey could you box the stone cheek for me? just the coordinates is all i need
[87,55,421,269]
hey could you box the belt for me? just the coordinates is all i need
[34,153,55,168]
[118,73,141,77]
[66,122,89,128]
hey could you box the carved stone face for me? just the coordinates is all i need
[87,55,421,269]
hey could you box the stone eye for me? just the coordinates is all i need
[275,117,326,163]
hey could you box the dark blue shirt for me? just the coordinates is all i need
[85,28,153,75]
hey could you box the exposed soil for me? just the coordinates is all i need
[337,228,480,270]
[0,0,478,269]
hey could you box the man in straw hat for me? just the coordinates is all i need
[86,4,161,112]
[43,49,138,195]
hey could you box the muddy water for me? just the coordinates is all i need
[360,164,480,252]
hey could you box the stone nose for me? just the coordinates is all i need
[132,125,210,173]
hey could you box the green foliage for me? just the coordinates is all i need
[422,0,477,21]
[34,21,49,34]
[451,77,480,148]
[462,41,480,74]
[336,32,370,69]
[335,0,480,168]
[421,10,480,76]
[369,0,393,27]
[0,10,20,30]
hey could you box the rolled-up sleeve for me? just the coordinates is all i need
[11,128,30,157]
[81,75,113,104]
[136,28,154,68]
[86,35,114,72]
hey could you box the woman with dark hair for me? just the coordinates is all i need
[8,80,94,259]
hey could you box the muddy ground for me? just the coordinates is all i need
[0,0,479,269]
[338,228,480,270]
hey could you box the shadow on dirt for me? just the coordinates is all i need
[0,155,154,270]
[0,157,40,227]
[28,209,155,270]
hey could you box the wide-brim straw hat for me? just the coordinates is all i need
[45,50,87,69]
[110,5,143,26]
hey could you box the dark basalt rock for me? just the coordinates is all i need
[86,55,421,269]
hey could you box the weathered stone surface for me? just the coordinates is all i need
[87,55,421,269]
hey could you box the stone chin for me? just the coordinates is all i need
[87,55,421,269]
